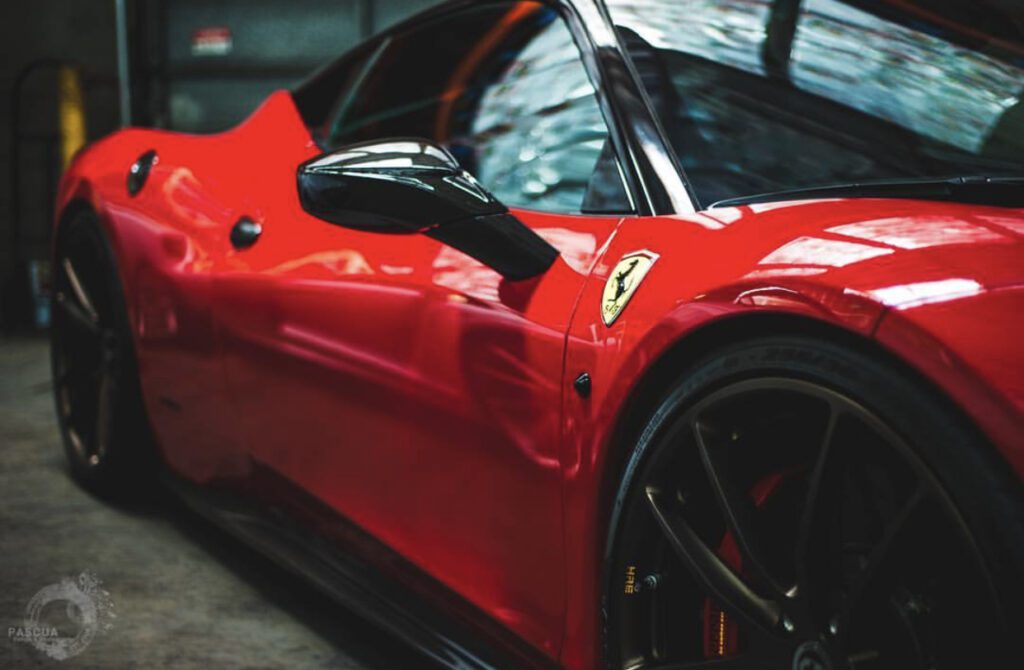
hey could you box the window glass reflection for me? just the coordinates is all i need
[471,17,614,213]
[791,0,1024,154]
[602,0,771,75]
[606,0,1024,207]
[323,2,631,214]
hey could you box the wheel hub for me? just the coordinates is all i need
[792,640,834,670]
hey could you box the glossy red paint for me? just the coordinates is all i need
[56,92,1024,669]
[58,91,622,657]
[874,286,1024,474]
[557,200,1024,668]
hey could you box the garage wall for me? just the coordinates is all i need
[374,0,445,30]
[153,0,441,133]
[0,0,122,327]
[158,0,366,132]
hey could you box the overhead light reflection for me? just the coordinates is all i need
[828,217,1008,249]
[744,267,828,279]
[759,236,894,267]
[866,278,983,309]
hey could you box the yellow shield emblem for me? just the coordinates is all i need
[601,251,658,326]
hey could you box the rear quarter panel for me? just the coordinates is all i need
[55,91,317,480]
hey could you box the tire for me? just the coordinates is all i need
[604,335,1023,670]
[50,209,155,498]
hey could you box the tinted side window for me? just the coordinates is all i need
[292,43,376,135]
[606,0,1024,206]
[325,2,631,214]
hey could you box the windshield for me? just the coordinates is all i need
[605,0,1024,206]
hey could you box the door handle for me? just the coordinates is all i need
[230,217,262,250]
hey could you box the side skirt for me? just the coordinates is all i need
[162,465,561,670]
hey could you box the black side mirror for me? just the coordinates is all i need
[298,139,559,281]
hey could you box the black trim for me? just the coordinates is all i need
[709,175,1024,210]
[426,212,559,281]
[162,465,562,670]
[229,217,263,250]
[569,0,697,215]
[127,150,157,197]
[573,372,593,399]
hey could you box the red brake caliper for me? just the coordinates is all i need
[702,471,787,658]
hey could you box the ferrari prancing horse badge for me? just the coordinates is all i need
[601,250,658,326]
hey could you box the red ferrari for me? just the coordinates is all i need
[50,0,1023,668]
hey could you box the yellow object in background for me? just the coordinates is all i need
[57,64,86,170]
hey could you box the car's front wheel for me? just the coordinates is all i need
[604,336,1022,669]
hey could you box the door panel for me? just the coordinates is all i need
[217,208,620,655]
[126,155,246,481]
[217,0,632,656]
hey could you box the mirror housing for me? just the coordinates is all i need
[298,139,559,281]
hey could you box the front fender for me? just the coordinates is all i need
[874,284,1024,476]
[555,197,1024,669]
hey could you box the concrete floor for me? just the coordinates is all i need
[0,336,435,669]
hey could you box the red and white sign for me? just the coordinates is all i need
[191,27,233,57]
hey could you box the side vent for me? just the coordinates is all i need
[127,150,157,196]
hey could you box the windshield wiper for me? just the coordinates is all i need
[709,176,1024,209]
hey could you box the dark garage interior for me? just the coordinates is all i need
[2,1,1023,669]
[2,1,444,668]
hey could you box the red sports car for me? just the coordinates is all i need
[50,0,1023,668]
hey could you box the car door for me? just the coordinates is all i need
[216,1,633,656]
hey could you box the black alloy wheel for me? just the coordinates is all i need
[51,210,153,496]
[605,337,1022,670]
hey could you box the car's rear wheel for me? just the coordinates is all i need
[605,336,1022,670]
[51,209,154,497]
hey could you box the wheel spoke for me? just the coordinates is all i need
[55,292,101,337]
[794,404,842,618]
[838,483,927,628]
[66,382,97,450]
[61,257,100,322]
[692,420,782,596]
[56,355,97,389]
[650,575,667,659]
[93,369,116,460]
[798,405,841,548]
[645,485,782,636]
